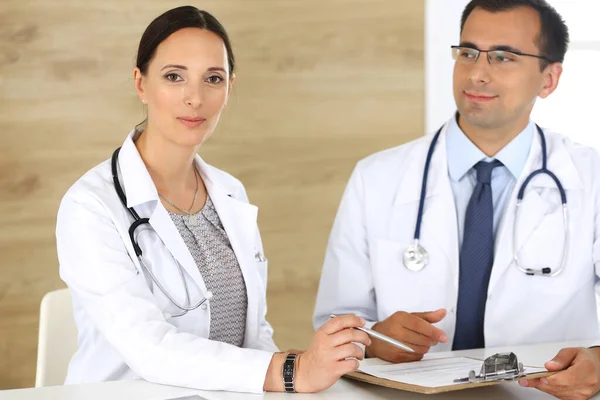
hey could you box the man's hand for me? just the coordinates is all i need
[519,347,600,400]
[365,309,448,362]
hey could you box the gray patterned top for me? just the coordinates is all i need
[169,196,248,347]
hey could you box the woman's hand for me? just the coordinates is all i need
[294,314,371,393]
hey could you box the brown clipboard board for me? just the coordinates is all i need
[344,359,555,394]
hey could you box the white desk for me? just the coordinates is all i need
[2,340,599,400]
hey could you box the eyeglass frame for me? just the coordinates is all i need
[450,45,555,65]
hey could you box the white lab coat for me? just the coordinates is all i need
[56,131,278,393]
[314,120,600,351]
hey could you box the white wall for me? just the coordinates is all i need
[424,0,470,133]
[425,0,600,148]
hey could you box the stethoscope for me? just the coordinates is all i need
[403,124,568,277]
[111,147,212,317]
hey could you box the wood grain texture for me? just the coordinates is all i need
[0,0,424,389]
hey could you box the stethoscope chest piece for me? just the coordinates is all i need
[403,243,429,272]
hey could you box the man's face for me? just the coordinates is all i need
[453,6,551,131]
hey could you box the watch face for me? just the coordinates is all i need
[283,364,294,379]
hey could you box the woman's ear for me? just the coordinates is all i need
[224,73,235,107]
[133,67,146,103]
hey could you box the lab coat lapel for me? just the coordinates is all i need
[148,203,209,294]
[489,128,582,293]
[117,132,264,334]
[197,158,261,342]
[419,129,460,288]
[118,131,209,294]
[392,124,459,286]
[489,187,549,293]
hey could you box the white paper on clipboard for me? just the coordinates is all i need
[358,357,547,388]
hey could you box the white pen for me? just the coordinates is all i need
[329,314,415,353]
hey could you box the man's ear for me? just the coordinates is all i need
[538,62,563,99]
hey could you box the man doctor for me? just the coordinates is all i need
[314,0,600,398]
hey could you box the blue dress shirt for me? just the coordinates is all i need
[445,116,534,247]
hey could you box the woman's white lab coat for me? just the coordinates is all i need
[56,131,278,393]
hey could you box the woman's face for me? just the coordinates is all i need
[134,27,234,147]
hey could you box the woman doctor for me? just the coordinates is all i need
[56,6,369,394]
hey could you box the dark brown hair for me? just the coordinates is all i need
[136,5,235,75]
[461,0,569,70]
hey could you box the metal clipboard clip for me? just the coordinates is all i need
[454,352,525,383]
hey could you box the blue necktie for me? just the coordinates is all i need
[453,160,502,350]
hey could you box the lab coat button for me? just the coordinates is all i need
[201,304,208,310]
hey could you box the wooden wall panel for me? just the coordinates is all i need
[0,0,424,389]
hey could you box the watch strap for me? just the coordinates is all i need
[282,353,297,393]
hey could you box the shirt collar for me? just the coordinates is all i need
[446,114,534,182]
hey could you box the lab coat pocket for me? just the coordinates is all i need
[371,239,424,312]
[517,205,588,295]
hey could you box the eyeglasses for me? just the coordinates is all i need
[451,45,553,66]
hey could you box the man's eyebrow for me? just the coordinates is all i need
[459,41,524,53]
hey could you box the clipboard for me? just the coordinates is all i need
[345,353,555,394]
